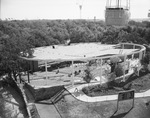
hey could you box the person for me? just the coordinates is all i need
[52,45,55,49]
[66,39,71,45]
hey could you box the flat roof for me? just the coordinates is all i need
[22,43,139,61]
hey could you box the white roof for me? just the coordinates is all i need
[22,43,138,61]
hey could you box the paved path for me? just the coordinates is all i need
[35,100,61,118]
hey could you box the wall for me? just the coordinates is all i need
[24,82,64,102]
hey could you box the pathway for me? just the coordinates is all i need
[35,100,61,118]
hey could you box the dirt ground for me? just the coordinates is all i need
[55,89,150,118]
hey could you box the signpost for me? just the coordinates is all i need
[116,90,135,112]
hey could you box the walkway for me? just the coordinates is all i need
[35,100,61,118]
[66,82,150,102]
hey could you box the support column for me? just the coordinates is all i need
[143,50,146,57]
[27,61,30,83]
[45,61,48,79]
[123,55,127,81]
[131,44,134,59]
[137,51,142,76]
[122,44,124,49]
[132,54,134,60]
[100,58,102,84]
[71,60,74,86]
[133,44,135,49]
[27,71,30,83]
[139,51,142,60]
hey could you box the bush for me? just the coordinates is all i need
[141,53,150,72]
[141,53,150,65]
[107,72,116,81]
[83,66,93,83]
[110,57,121,64]
[114,63,124,77]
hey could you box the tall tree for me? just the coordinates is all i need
[0,21,33,80]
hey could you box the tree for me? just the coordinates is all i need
[144,28,150,44]
[101,27,119,44]
[0,21,33,80]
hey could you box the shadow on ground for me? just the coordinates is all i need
[110,107,133,118]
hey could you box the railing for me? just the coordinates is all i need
[85,43,146,83]
[90,43,146,61]
[106,5,129,10]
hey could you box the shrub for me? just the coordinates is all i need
[114,63,124,77]
[148,64,150,72]
[141,53,150,65]
[110,57,121,64]
[107,72,116,81]
[141,53,150,72]
[83,66,93,83]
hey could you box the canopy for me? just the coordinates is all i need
[21,43,139,61]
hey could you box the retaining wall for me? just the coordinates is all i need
[24,82,64,102]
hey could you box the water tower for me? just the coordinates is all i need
[105,0,130,26]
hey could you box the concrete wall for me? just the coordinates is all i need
[24,83,64,102]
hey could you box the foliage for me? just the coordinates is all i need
[83,66,93,83]
[114,63,124,77]
[141,52,150,72]
[0,21,33,79]
[1,20,150,47]
[141,53,150,65]
[110,57,121,64]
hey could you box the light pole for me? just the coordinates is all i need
[79,5,82,19]
[76,0,84,19]
[0,0,1,20]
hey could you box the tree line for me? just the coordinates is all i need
[0,19,150,78]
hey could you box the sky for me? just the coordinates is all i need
[0,0,150,20]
